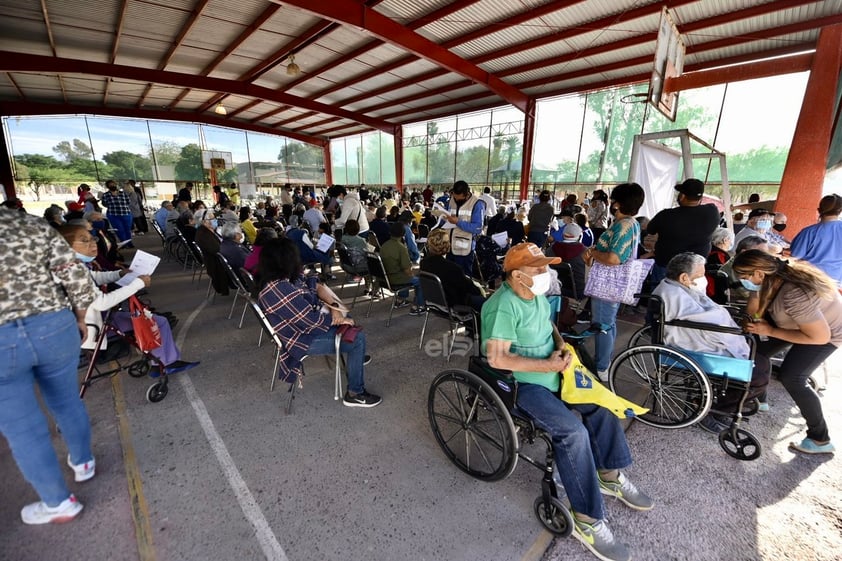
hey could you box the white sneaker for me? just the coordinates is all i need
[67,455,96,482]
[21,494,83,525]
[597,370,609,383]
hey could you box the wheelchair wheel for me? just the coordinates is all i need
[719,428,761,461]
[533,496,573,537]
[146,381,168,403]
[128,359,150,378]
[428,370,518,482]
[609,345,711,429]
[627,324,651,348]
[172,241,189,265]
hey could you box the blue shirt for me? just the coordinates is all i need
[790,220,842,286]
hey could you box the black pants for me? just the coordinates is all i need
[133,214,149,233]
[716,353,770,413]
[758,338,836,442]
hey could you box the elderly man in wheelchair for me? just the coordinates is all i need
[480,243,652,561]
[651,252,771,434]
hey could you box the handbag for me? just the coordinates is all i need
[129,296,163,352]
[584,258,654,306]
[336,324,363,343]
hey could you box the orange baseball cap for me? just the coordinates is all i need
[503,242,560,272]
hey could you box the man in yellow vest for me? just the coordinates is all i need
[443,180,485,275]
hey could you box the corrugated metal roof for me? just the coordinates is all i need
[1,0,839,142]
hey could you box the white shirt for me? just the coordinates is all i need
[479,193,497,218]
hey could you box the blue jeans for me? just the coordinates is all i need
[591,297,621,372]
[527,230,548,248]
[307,326,366,394]
[0,309,93,506]
[448,252,475,277]
[516,383,632,520]
[397,276,424,306]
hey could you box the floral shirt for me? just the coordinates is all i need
[0,209,99,324]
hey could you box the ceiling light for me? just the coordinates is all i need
[214,102,227,116]
[286,55,301,77]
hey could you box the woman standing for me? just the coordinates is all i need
[587,189,609,240]
[583,182,645,380]
[126,182,148,235]
[733,250,840,454]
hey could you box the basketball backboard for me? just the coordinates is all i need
[649,7,685,121]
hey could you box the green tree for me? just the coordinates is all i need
[456,145,491,183]
[151,141,181,165]
[174,143,205,181]
[102,150,153,180]
[52,138,93,163]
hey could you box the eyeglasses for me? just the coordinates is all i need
[75,236,99,245]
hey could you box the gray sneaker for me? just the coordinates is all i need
[572,518,630,561]
[598,472,654,511]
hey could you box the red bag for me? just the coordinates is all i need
[129,296,162,352]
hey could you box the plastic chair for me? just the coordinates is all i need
[364,251,413,327]
[418,271,478,361]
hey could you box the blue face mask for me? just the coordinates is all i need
[755,219,772,231]
[210,219,219,229]
[75,251,96,263]
[740,278,761,292]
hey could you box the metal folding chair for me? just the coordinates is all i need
[364,251,414,327]
[418,271,478,362]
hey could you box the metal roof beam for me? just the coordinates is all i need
[0,52,397,134]
[278,0,531,112]
[0,101,328,147]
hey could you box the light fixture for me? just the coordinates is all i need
[214,102,227,116]
[286,55,301,77]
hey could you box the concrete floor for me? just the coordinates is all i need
[1,233,840,561]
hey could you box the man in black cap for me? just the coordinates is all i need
[645,178,721,288]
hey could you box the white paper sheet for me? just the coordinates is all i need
[492,231,509,248]
[117,250,161,286]
[316,233,335,253]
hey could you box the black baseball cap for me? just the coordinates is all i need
[675,178,704,198]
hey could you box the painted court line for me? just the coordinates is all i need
[175,299,289,561]
[112,375,157,561]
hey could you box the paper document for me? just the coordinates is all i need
[316,233,335,253]
[491,231,509,248]
[117,250,161,286]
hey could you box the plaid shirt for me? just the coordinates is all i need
[258,276,330,381]
[100,190,133,215]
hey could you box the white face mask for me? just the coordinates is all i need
[690,276,708,293]
[524,271,552,296]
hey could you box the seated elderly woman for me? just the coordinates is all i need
[244,227,278,275]
[257,238,381,408]
[652,252,770,434]
[59,225,198,376]
[421,228,486,316]
[219,222,250,273]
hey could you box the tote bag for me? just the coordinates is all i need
[129,296,162,352]
[584,258,654,306]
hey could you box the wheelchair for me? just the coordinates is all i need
[608,295,762,461]
[427,325,607,536]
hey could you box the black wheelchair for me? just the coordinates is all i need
[608,295,762,460]
[427,326,606,536]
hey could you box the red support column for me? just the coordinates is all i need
[323,142,333,185]
[394,125,404,192]
[776,24,842,235]
[519,99,537,202]
[0,123,17,200]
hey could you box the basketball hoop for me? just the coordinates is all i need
[620,93,649,104]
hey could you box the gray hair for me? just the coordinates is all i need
[735,235,767,254]
[220,221,242,240]
[666,252,705,280]
[194,209,214,223]
[83,210,102,222]
[710,227,733,248]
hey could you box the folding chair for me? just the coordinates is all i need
[336,244,365,308]
[216,253,250,327]
[364,251,413,327]
[418,271,478,362]
[246,298,345,414]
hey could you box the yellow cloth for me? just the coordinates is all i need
[560,343,649,419]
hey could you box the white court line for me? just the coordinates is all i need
[175,299,288,561]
